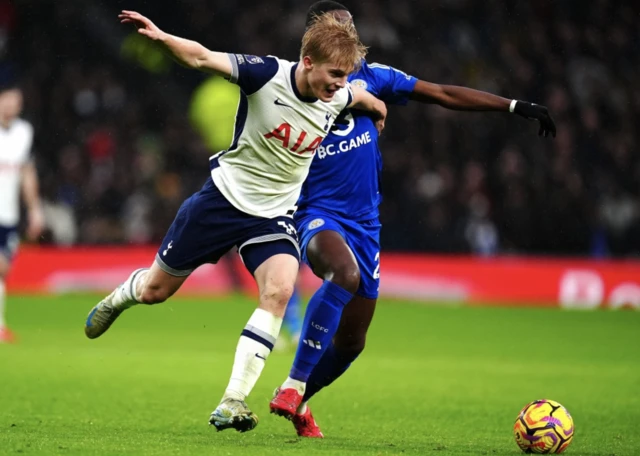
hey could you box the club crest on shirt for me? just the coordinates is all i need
[351,79,368,90]
[308,218,325,230]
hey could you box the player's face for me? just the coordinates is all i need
[0,89,23,124]
[304,59,351,102]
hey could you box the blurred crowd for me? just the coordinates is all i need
[2,0,639,256]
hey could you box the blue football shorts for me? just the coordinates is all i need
[295,209,381,299]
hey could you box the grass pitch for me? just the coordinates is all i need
[0,294,638,455]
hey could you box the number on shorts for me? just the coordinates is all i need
[373,251,380,279]
[277,221,297,236]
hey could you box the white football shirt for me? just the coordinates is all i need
[210,54,353,218]
[0,118,33,226]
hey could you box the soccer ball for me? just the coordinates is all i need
[514,399,574,454]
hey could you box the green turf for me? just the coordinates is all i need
[0,294,638,455]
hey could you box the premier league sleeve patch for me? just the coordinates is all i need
[308,218,325,230]
[244,55,264,64]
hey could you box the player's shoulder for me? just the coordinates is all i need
[9,118,33,136]
[229,54,286,95]
[348,60,399,91]
[363,60,412,80]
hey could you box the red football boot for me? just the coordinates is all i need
[292,405,324,438]
[269,387,303,420]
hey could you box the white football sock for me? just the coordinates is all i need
[282,376,306,396]
[0,280,6,328]
[297,401,308,415]
[224,308,283,401]
[112,268,148,309]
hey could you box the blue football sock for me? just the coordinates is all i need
[303,343,359,402]
[289,281,353,382]
[283,286,303,336]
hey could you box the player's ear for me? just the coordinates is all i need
[302,56,314,71]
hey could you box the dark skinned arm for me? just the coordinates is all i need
[408,80,556,137]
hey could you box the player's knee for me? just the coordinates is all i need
[138,284,170,304]
[0,260,10,278]
[329,262,360,294]
[260,282,294,310]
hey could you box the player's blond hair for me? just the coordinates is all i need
[300,12,367,72]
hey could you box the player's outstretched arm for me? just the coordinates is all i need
[119,10,232,78]
[409,81,556,137]
[349,86,388,133]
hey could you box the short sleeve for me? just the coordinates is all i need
[366,63,418,105]
[344,83,353,109]
[18,120,34,163]
[227,54,279,95]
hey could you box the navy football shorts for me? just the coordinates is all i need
[0,225,19,262]
[156,178,299,276]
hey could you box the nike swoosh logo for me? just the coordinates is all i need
[255,353,267,360]
[274,99,294,109]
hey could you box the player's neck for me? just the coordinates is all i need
[0,116,13,129]
[294,63,314,99]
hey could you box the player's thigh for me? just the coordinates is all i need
[307,230,359,282]
[334,295,377,351]
[156,178,250,277]
[252,252,299,317]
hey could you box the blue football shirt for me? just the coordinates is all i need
[297,61,418,221]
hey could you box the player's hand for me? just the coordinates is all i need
[26,206,44,242]
[119,10,166,41]
[513,101,557,138]
[373,100,387,135]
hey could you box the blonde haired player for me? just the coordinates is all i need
[84,10,386,433]
[0,80,44,343]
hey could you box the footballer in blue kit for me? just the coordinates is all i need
[270,1,557,438]
[297,59,417,300]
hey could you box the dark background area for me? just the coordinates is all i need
[2,0,638,257]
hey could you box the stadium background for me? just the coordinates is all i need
[2,0,639,308]
[1,2,639,455]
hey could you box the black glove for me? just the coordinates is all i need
[513,101,557,138]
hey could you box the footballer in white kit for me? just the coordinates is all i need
[0,82,44,343]
[84,10,386,433]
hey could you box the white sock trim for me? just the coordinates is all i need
[130,268,148,302]
[282,376,306,396]
[297,401,308,415]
